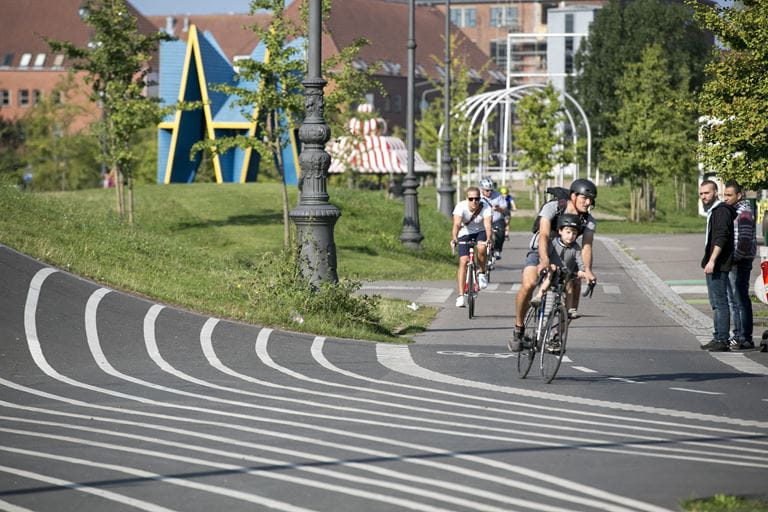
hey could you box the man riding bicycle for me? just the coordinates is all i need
[451,186,493,307]
[510,179,598,350]
[479,177,508,260]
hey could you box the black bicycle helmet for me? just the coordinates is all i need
[557,213,582,229]
[569,178,597,199]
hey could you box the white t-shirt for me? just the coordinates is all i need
[481,191,506,222]
[453,200,492,238]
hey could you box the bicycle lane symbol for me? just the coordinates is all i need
[436,350,515,359]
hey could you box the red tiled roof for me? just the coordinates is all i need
[144,14,272,62]
[0,0,157,67]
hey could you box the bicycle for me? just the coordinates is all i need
[516,268,596,383]
[453,239,481,319]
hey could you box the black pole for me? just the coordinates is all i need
[438,0,455,217]
[399,0,424,249]
[289,0,341,285]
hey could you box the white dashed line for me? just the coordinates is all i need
[669,388,724,396]
[602,285,621,294]
[572,366,598,374]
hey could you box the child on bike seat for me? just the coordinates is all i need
[530,213,586,318]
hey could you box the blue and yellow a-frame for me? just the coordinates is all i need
[157,25,300,185]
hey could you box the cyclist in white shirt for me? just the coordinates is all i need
[479,177,508,260]
[451,186,493,307]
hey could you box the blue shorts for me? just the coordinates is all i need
[524,248,578,273]
[457,232,488,257]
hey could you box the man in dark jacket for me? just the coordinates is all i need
[699,180,737,352]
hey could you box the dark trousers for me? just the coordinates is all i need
[491,219,505,253]
[727,258,754,342]
[706,270,731,342]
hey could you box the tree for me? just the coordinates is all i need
[691,0,768,190]
[0,118,24,181]
[20,73,101,191]
[601,45,696,222]
[570,0,709,165]
[47,0,173,223]
[515,84,574,211]
[196,0,378,247]
[416,33,488,174]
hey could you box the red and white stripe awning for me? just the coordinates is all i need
[327,135,433,175]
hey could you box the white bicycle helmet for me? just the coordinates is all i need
[479,177,495,190]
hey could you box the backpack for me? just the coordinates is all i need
[531,187,589,235]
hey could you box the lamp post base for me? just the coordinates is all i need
[289,204,341,287]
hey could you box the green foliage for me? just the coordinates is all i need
[602,44,696,221]
[47,0,175,221]
[0,118,25,180]
[515,84,573,209]
[682,494,768,512]
[20,73,102,191]
[691,0,768,190]
[570,0,709,161]
[416,33,489,170]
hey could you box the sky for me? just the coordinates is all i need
[128,0,253,15]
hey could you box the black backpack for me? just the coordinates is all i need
[531,187,589,235]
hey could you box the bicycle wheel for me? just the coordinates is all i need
[540,304,569,383]
[516,305,538,378]
[466,265,475,319]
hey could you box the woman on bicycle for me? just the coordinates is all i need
[451,186,493,308]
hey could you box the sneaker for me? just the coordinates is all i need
[478,273,488,289]
[706,340,730,352]
[545,334,561,353]
[728,337,740,348]
[567,308,579,320]
[508,327,524,352]
[700,339,720,350]
[493,251,501,260]
[736,340,755,350]
[455,295,466,308]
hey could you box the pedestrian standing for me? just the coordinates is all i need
[723,180,757,350]
[699,180,738,352]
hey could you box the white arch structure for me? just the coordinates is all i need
[437,84,591,201]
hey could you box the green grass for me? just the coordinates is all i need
[0,178,706,342]
[682,494,768,512]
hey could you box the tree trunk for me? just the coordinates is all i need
[113,166,125,219]
[127,171,134,225]
[267,112,290,248]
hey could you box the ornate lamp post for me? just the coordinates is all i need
[289,0,341,285]
[437,0,455,217]
[400,0,424,249]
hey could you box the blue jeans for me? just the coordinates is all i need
[727,259,754,342]
[706,270,730,341]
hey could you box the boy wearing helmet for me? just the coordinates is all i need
[510,179,598,351]
[499,186,517,240]
[529,213,587,308]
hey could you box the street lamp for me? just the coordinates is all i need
[438,0,455,217]
[289,0,341,285]
[399,0,424,249]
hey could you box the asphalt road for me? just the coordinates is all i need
[1,236,767,512]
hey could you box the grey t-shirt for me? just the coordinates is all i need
[529,201,597,250]
[548,237,585,273]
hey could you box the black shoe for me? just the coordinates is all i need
[706,340,730,352]
[508,327,524,352]
[700,339,719,350]
[736,340,755,350]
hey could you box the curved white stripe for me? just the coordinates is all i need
[0,428,454,512]
[0,463,176,512]
[0,445,314,512]
[0,498,35,512]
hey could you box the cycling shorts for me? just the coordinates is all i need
[457,232,488,257]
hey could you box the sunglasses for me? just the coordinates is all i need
[467,197,480,202]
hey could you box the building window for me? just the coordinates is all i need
[0,89,10,106]
[490,7,519,29]
[565,14,575,73]
[392,94,402,113]
[53,54,65,68]
[1,53,13,67]
[450,8,476,28]
[33,53,46,67]
[19,53,32,67]
[19,89,30,107]
[52,90,62,104]
[33,90,42,104]
[490,40,507,69]
[365,93,375,108]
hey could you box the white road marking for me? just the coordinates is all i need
[602,285,621,295]
[0,444,317,512]
[709,353,768,375]
[608,377,642,384]
[573,366,598,374]
[670,285,708,294]
[510,283,521,292]
[562,355,573,363]
[416,288,454,303]
[0,464,178,512]
[484,283,499,291]
[669,388,725,396]
[0,498,36,512]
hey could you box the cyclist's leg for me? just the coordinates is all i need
[492,219,505,254]
[456,235,472,297]
[515,262,540,328]
[476,232,489,274]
